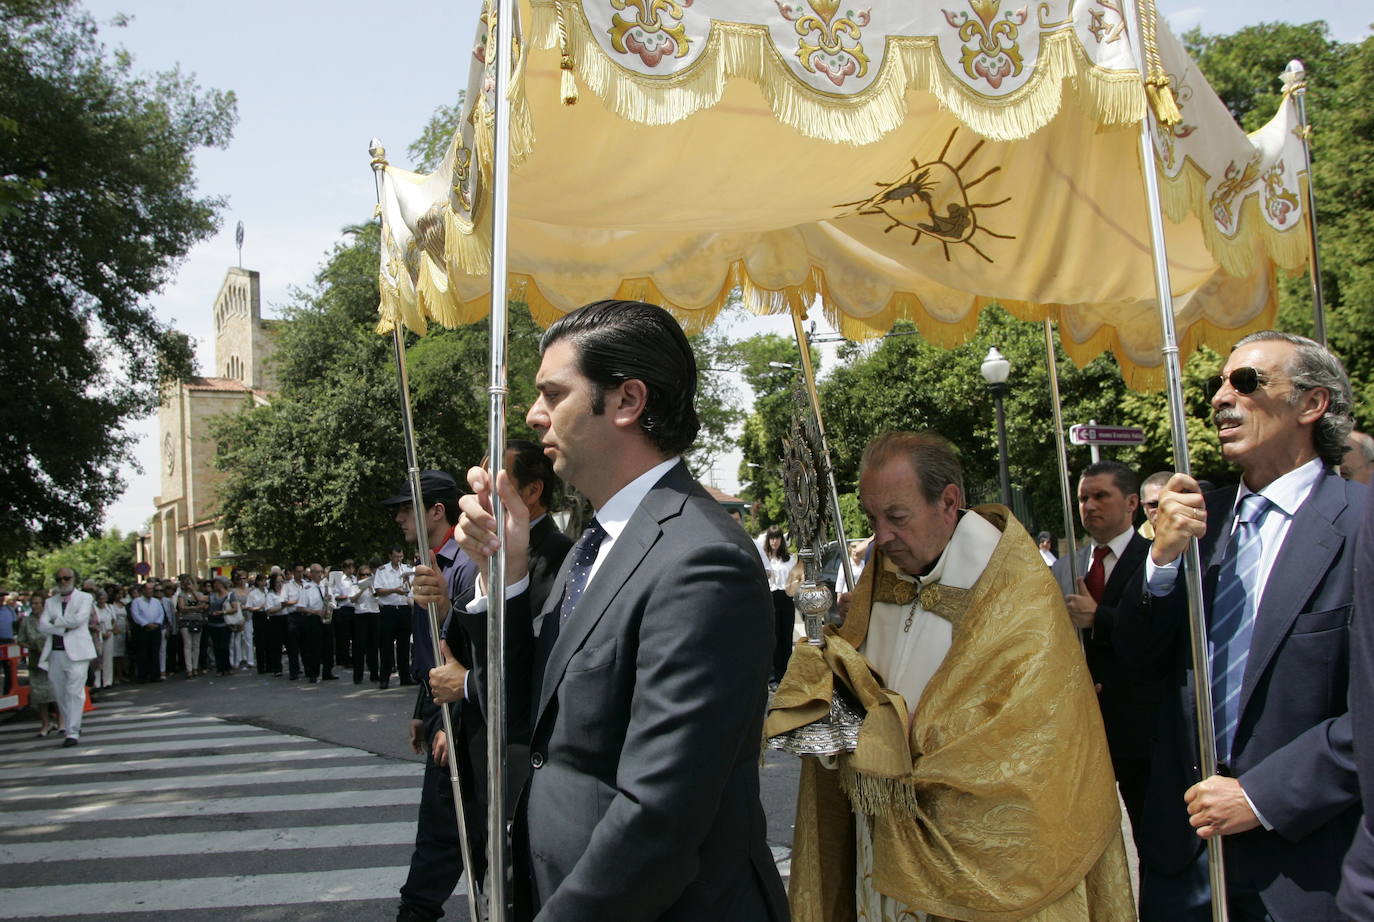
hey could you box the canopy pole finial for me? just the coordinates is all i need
[1281,58,1328,347]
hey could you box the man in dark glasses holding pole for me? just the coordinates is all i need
[1122,331,1365,922]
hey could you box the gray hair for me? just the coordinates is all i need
[1141,470,1173,493]
[860,431,965,507]
[1233,331,1354,468]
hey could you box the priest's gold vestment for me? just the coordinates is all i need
[766,506,1135,922]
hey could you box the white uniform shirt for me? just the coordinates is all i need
[373,563,410,607]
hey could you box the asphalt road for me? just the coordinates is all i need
[0,668,801,921]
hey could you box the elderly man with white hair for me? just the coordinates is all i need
[39,567,97,748]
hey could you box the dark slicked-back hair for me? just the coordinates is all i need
[1233,330,1355,468]
[541,299,700,455]
[1080,459,1139,498]
[860,431,964,507]
[508,438,562,511]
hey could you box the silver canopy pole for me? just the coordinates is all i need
[370,140,483,922]
[789,311,854,592]
[1043,320,1081,629]
[1281,59,1328,348]
[1043,320,1078,584]
[485,0,514,916]
[1129,0,1228,908]
[1137,120,1230,922]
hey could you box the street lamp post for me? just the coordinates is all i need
[981,347,1012,507]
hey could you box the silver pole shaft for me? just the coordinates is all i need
[373,147,483,922]
[789,311,855,591]
[1290,79,1328,347]
[1043,320,1079,587]
[1138,118,1229,922]
[486,0,515,916]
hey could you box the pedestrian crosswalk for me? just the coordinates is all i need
[0,698,449,921]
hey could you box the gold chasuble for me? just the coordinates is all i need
[766,506,1134,922]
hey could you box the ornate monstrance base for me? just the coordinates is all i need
[768,690,864,757]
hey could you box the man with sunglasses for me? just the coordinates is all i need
[37,568,97,747]
[1122,331,1365,922]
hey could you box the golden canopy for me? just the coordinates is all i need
[376,0,1310,388]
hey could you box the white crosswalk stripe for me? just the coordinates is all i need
[0,705,444,920]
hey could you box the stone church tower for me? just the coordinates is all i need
[142,268,276,579]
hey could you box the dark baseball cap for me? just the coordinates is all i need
[381,470,459,509]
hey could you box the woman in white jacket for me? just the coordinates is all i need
[39,568,97,747]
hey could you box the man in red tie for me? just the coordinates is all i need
[1052,460,1159,850]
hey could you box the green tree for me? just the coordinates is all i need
[1185,23,1374,426]
[210,222,544,564]
[210,220,742,563]
[731,332,819,528]
[1,528,136,590]
[0,0,237,563]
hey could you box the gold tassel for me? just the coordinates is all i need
[556,0,579,105]
[1146,78,1182,127]
[560,62,579,105]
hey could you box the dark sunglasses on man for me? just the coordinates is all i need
[1204,367,1267,402]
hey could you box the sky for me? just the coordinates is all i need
[88,0,1371,535]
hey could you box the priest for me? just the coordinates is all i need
[767,431,1134,922]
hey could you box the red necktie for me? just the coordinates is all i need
[1083,545,1110,602]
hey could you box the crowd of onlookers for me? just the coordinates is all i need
[0,554,426,732]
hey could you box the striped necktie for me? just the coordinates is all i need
[1209,493,1271,761]
[560,519,608,624]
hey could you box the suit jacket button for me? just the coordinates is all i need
[531,752,544,769]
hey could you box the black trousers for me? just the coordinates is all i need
[399,727,486,919]
[264,615,287,674]
[207,624,232,674]
[252,612,270,673]
[770,589,796,681]
[353,612,380,682]
[299,615,324,680]
[380,605,411,684]
[285,613,304,678]
[164,627,182,675]
[1113,755,1151,850]
[319,619,335,677]
[332,606,354,666]
[135,625,162,682]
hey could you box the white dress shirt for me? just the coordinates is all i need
[1088,525,1137,585]
[1145,458,1324,603]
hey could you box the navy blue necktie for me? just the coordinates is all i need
[1210,493,1271,761]
[560,519,608,624]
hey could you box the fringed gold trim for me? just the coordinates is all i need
[529,0,1145,145]
[837,759,923,818]
[1153,151,1307,280]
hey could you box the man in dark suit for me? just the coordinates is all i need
[420,300,788,922]
[1052,459,1159,845]
[504,439,575,634]
[1122,330,1365,922]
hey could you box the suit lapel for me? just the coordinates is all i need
[1102,532,1149,602]
[1237,471,1346,722]
[533,463,690,725]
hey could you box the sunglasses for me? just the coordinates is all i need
[1204,367,1268,401]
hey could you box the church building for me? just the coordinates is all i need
[138,267,276,578]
